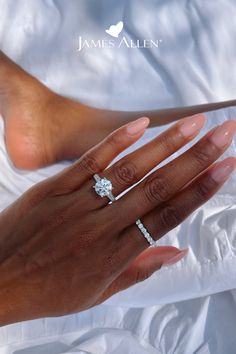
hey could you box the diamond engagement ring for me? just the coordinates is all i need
[93,174,116,202]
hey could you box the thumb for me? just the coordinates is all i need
[94,246,188,306]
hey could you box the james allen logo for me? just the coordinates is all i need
[106,21,123,38]
[76,21,162,51]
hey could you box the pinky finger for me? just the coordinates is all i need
[93,246,188,306]
[119,156,236,256]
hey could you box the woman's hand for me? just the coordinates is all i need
[0,114,235,326]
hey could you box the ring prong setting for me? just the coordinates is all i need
[94,177,113,198]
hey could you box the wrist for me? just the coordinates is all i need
[0,285,23,326]
[0,281,44,326]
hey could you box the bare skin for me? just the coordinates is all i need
[0,115,235,326]
[0,50,236,170]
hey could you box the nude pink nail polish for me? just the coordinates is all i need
[162,248,189,267]
[126,117,150,136]
[178,114,206,138]
[211,157,236,183]
[209,120,236,148]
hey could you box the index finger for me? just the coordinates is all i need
[44,117,150,194]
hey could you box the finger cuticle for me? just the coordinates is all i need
[178,114,206,139]
[210,157,236,183]
[209,120,236,149]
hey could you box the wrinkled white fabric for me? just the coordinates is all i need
[0,0,236,353]
[1,290,236,354]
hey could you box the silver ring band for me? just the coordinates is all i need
[136,219,157,247]
[93,173,116,202]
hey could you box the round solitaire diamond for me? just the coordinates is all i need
[94,178,113,197]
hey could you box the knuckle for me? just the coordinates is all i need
[101,247,121,278]
[158,131,179,152]
[46,211,68,229]
[113,159,138,186]
[15,247,43,275]
[193,179,212,200]
[144,174,171,204]
[134,268,148,283]
[101,256,116,278]
[191,146,211,167]
[26,183,52,208]
[158,204,182,230]
[15,247,28,265]
[75,231,96,251]
[25,258,45,274]
[106,131,122,149]
[80,154,99,174]
[133,264,154,283]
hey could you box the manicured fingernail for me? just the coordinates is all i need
[209,120,236,148]
[126,117,150,136]
[162,248,189,267]
[178,114,206,138]
[210,157,236,183]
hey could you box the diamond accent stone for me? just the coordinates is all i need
[135,219,157,247]
[94,177,113,197]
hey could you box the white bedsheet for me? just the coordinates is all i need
[0,0,236,353]
[1,289,236,354]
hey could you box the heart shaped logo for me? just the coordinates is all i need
[105,21,123,38]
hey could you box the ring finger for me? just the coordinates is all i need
[117,156,236,262]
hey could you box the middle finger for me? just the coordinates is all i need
[107,120,236,228]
